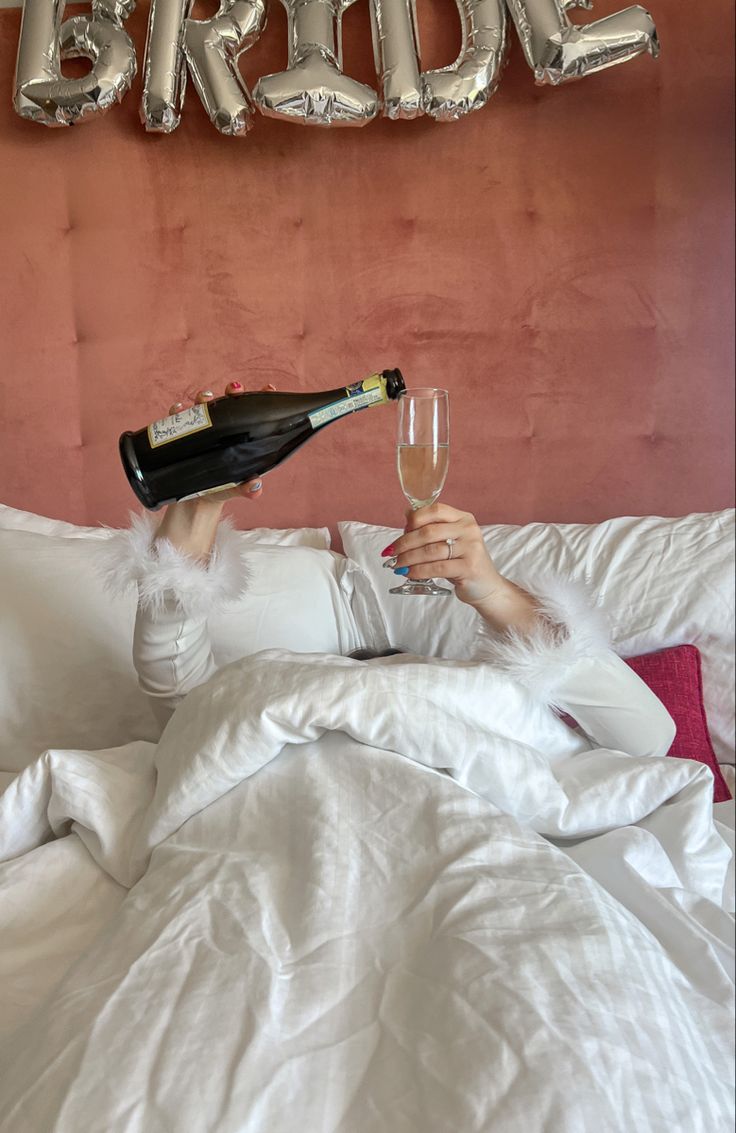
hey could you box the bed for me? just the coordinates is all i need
[0,503,733,1132]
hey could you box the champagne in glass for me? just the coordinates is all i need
[390,388,451,596]
[397,443,449,509]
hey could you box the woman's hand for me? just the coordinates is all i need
[384,503,542,635]
[155,382,274,562]
[385,503,503,608]
[165,382,275,507]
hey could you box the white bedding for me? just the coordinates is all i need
[0,652,733,1132]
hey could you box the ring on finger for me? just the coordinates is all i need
[446,537,457,560]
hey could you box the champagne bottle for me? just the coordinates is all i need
[119,368,405,510]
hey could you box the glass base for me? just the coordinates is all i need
[389,579,452,596]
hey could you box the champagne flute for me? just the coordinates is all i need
[390,388,451,596]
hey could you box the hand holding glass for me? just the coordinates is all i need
[389,388,451,596]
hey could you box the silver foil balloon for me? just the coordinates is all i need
[14,0,136,126]
[95,0,137,20]
[422,0,507,121]
[184,0,267,135]
[140,0,191,132]
[505,0,659,85]
[253,0,378,126]
[369,0,422,119]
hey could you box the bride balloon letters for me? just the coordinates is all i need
[13,0,659,132]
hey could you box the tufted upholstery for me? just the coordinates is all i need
[0,1,733,540]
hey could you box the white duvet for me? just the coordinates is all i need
[0,652,734,1132]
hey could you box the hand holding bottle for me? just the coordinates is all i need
[166,382,276,504]
[155,382,274,563]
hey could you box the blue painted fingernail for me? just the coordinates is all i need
[393,566,409,576]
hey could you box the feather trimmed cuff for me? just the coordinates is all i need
[97,510,250,619]
[475,570,612,706]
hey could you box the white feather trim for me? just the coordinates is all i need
[96,510,250,619]
[475,569,612,706]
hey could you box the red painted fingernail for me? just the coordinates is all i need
[381,544,395,557]
[230,381,242,390]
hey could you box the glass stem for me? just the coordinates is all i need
[410,502,432,583]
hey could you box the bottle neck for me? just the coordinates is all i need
[307,373,390,429]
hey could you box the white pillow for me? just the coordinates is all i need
[208,546,364,666]
[0,530,363,775]
[0,504,113,540]
[0,503,331,550]
[339,511,736,762]
[0,529,161,774]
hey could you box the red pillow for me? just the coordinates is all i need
[623,645,731,803]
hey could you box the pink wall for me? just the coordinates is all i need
[0,1,733,540]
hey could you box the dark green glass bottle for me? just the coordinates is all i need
[119,368,405,509]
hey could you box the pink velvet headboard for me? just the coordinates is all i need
[0,1,733,541]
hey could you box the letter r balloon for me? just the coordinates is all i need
[184,0,267,135]
[141,0,266,133]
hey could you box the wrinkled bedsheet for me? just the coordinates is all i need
[0,652,733,1132]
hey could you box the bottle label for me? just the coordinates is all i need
[148,403,213,448]
[307,374,387,429]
